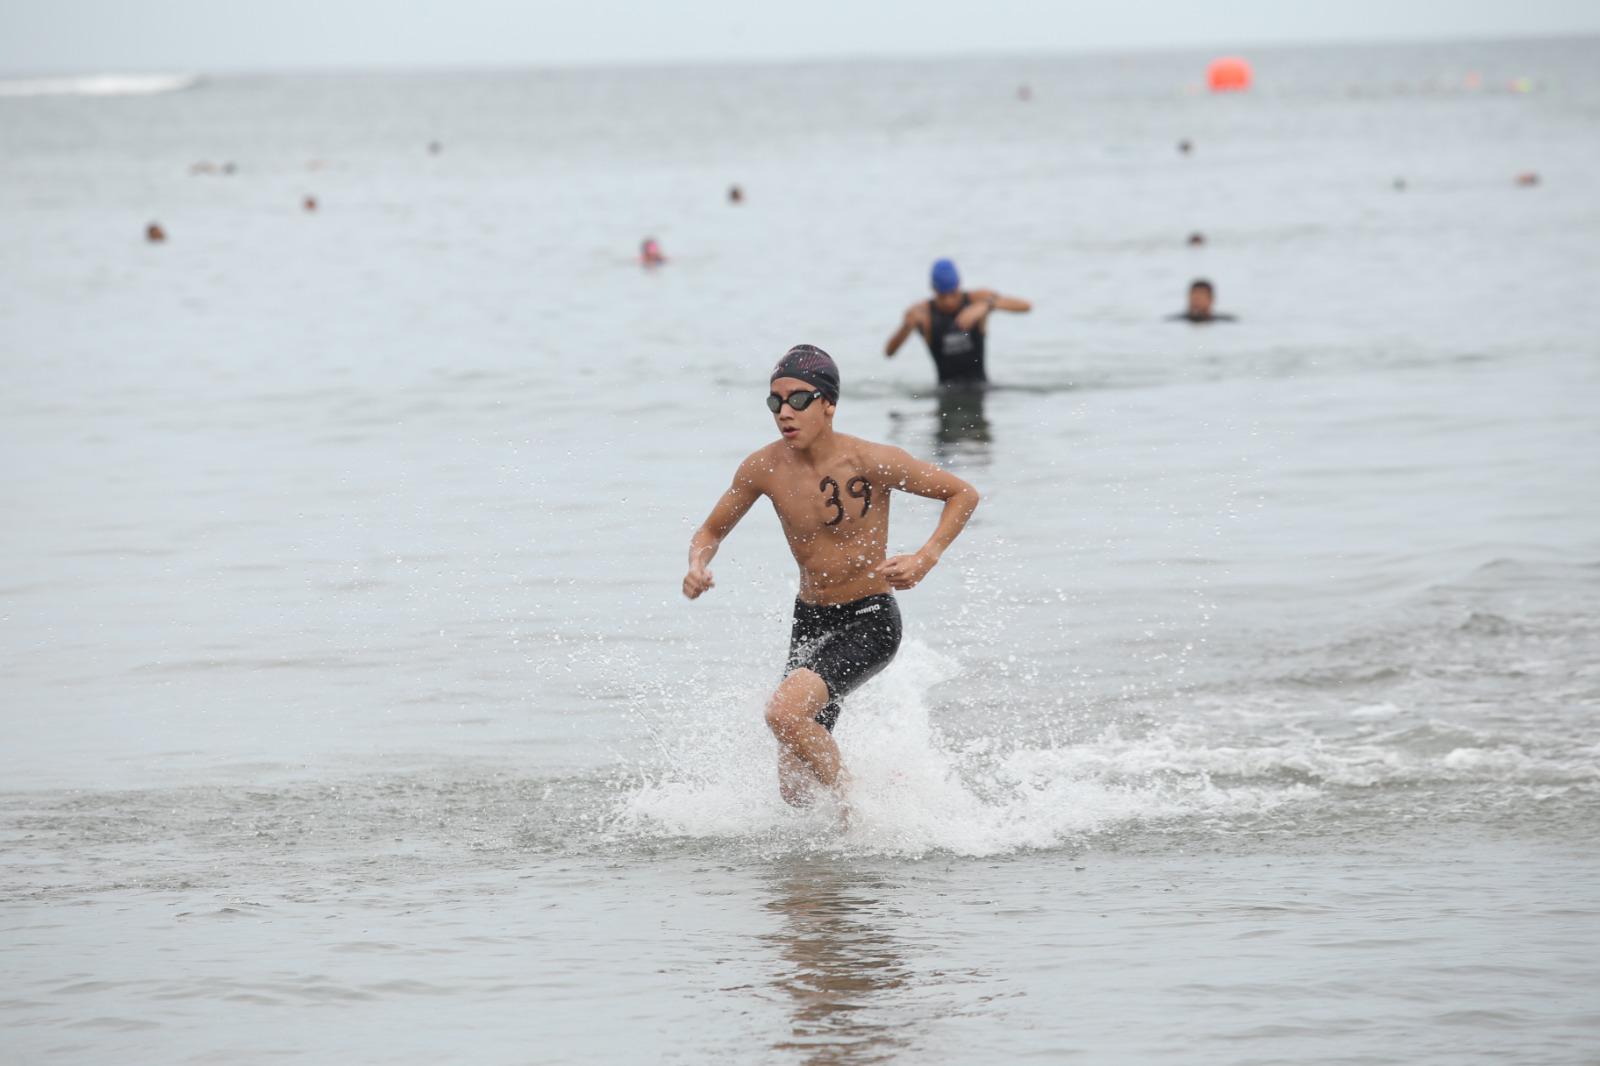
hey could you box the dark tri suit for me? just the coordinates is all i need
[784,593,903,732]
[925,296,987,385]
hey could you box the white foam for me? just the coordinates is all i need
[1441,746,1531,774]
[0,74,199,98]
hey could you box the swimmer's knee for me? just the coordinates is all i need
[766,670,829,735]
[764,700,806,738]
[776,668,828,706]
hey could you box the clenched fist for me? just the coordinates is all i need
[682,565,715,599]
[878,551,936,590]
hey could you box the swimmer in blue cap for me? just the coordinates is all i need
[682,344,981,816]
[885,258,1032,385]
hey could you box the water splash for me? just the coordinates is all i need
[609,641,1310,858]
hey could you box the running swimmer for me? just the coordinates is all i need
[682,345,981,811]
[884,258,1032,386]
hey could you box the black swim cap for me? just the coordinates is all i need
[770,344,839,404]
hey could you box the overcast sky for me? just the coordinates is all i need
[3,0,1598,75]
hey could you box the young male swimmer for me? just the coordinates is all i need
[682,345,981,810]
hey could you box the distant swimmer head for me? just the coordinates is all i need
[930,258,961,294]
[640,237,665,266]
[1188,278,1215,318]
[1187,231,1205,246]
[145,221,166,243]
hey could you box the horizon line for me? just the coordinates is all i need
[2,28,1593,81]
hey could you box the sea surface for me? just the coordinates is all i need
[3,36,1599,1064]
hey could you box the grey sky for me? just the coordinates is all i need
[3,0,1598,75]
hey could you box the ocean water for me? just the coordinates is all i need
[3,37,1599,1064]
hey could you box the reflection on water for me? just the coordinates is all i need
[761,862,914,1065]
[887,384,993,463]
[933,385,991,457]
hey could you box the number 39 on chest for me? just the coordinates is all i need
[819,475,872,526]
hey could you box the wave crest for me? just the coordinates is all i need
[0,73,199,98]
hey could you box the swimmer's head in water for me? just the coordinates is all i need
[769,344,840,404]
[1188,278,1214,317]
[930,258,960,294]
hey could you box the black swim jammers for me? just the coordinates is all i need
[783,593,903,732]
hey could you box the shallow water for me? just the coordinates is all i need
[3,36,1600,1063]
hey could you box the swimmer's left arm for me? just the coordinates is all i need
[956,290,1032,330]
[874,446,980,590]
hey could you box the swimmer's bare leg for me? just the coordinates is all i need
[765,669,850,815]
[777,746,817,807]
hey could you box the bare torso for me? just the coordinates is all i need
[750,434,893,605]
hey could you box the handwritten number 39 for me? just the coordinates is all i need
[820,476,872,526]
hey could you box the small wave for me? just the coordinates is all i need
[1280,664,1409,689]
[1459,611,1515,636]
[0,73,199,98]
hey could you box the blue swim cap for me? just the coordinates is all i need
[930,258,960,294]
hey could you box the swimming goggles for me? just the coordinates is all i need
[767,390,825,413]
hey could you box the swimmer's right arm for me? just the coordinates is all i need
[884,304,925,357]
[683,456,764,600]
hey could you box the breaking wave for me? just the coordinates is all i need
[0,73,199,98]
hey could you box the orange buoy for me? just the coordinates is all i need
[1207,56,1252,93]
